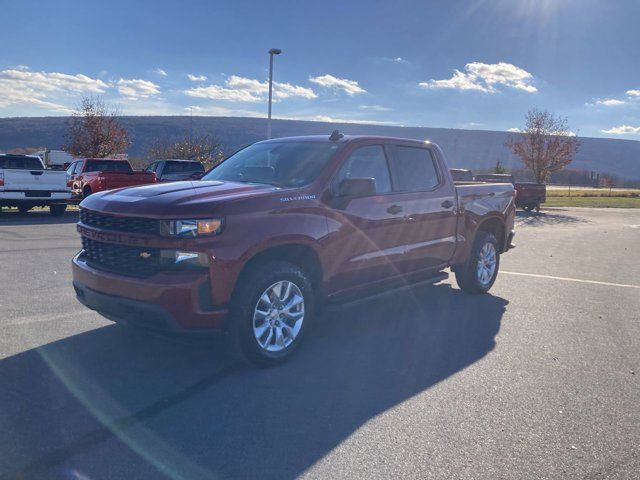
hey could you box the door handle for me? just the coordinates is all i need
[387,204,403,215]
[441,200,454,208]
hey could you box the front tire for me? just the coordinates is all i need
[455,231,500,294]
[228,261,314,366]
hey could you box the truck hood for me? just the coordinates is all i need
[80,180,279,217]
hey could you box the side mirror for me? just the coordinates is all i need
[338,177,376,198]
[190,171,204,180]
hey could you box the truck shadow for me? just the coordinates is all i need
[516,209,589,227]
[0,283,507,479]
[0,209,78,226]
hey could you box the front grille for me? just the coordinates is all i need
[80,208,159,235]
[81,237,162,277]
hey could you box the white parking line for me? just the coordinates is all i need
[502,271,640,289]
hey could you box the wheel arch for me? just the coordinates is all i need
[237,241,324,290]
[475,216,506,252]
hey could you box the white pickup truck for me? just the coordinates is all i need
[0,154,71,216]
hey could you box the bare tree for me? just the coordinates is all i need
[507,108,580,183]
[147,135,225,169]
[63,96,130,158]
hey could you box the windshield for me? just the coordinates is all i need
[203,141,341,187]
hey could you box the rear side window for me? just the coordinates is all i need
[390,146,439,192]
[0,156,44,170]
[164,161,204,174]
[334,145,392,194]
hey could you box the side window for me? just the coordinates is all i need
[146,162,157,173]
[334,145,391,194]
[74,162,84,174]
[390,146,440,192]
[66,162,77,175]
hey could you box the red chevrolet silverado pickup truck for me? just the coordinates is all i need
[66,158,157,198]
[72,133,516,365]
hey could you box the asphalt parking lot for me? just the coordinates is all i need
[1,207,639,479]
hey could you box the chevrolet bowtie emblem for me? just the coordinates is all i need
[139,252,152,259]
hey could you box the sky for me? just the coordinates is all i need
[1,0,640,139]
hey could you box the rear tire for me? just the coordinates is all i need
[17,205,31,215]
[454,231,500,294]
[227,261,314,366]
[50,204,67,216]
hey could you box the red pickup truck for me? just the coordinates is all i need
[474,173,546,212]
[72,133,516,365]
[66,158,157,198]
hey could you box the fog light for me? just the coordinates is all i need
[176,251,199,263]
[160,250,209,268]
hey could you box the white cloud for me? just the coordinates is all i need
[359,105,392,111]
[383,57,408,64]
[116,78,160,99]
[188,74,207,82]
[184,75,317,102]
[186,105,263,117]
[587,98,626,107]
[602,125,640,135]
[626,89,640,97]
[420,62,537,93]
[155,68,167,77]
[507,127,522,132]
[309,74,366,95]
[0,68,109,112]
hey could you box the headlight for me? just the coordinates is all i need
[160,250,210,267]
[162,218,224,237]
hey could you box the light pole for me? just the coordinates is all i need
[267,48,282,139]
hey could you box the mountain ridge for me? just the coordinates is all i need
[1,116,639,179]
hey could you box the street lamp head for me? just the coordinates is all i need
[269,48,282,55]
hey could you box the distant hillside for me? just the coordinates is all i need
[1,116,639,180]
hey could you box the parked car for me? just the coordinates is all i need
[66,158,157,198]
[0,154,70,215]
[450,168,474,182]
[72,133,516,365]
[474,173,546,212]
[146,159,205,182]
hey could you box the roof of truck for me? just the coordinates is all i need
[259,134,432,145]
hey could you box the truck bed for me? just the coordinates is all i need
[455,182,516,215]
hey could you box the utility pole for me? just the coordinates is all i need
[267,48,282,139]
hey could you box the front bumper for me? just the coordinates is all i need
[72,252,228,332]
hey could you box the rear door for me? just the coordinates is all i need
[387,144,458,272]
[323,144,410,293]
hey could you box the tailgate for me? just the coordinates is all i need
[516,183,546,200]
[2,169,69,192]
[101,172,155,189]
